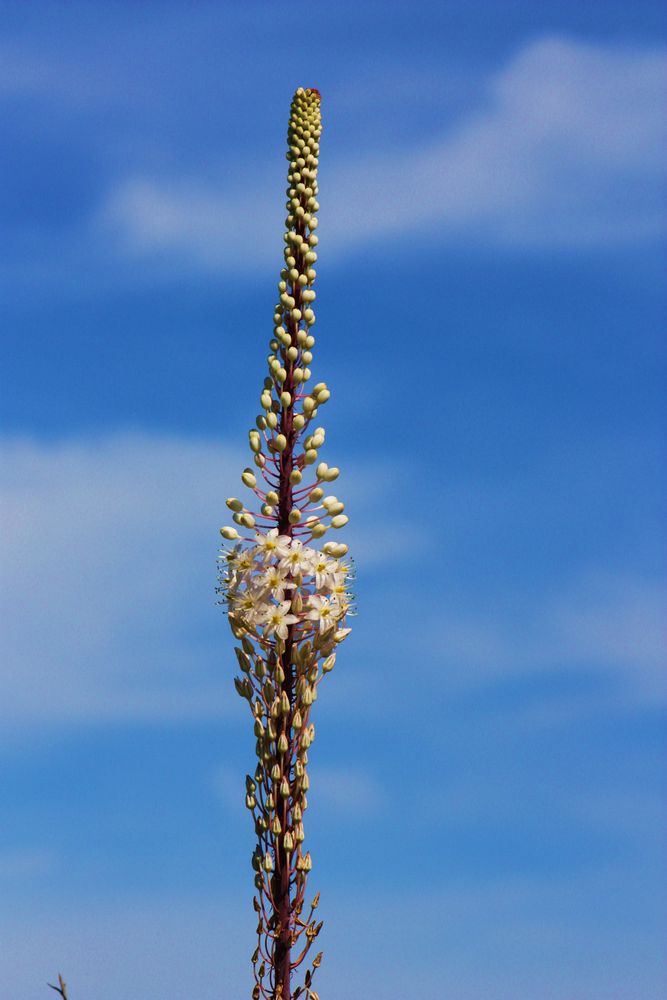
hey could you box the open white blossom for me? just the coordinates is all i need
[218,530,353,644]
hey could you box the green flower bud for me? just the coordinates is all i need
[220,526,241,540]
[280,391,292,408]
[263,853,274,872]
[275,434,287,451]
[226,497,244,512]
[277,733,289,753]
[288,507,301,524]
[322,654,336,673]
[311,523,327,538]
[293,413,305,429]
[304,448,318,464]
[241,468,257,488]
[266,491,279,506]
[249,430,261,453]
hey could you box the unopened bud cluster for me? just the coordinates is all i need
[217,87,351,1000]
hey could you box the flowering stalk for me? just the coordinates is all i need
[217,88,353,1000]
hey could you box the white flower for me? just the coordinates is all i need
[259,600,299,640]
[254,529,291,562]
[306,594,341,632]
[257,564,294,602]
[279,538,315,575]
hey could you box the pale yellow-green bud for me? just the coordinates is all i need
[297,329,308,346]
[274,433,287,451]
[291,591,303,614]
[240,512,257,528]
[328,502,345,516]
[293,413,305,429]
[256,415,267,430]
[263,853,274,872]
[261,391,272,409]
[283,831,294,852]
[289,508,301,524]
[316,388,331,403]
[245,793,256,810]
[220,526,240,540]
[312,382,326,393]
[303,397,315,414]
[309,487,324,501]
[291,308,301,321]
[261,504,273,516]
[277,733,289,753]
[266,411,278,429]
[290,469,302,484]
[302,686,313,706]
[280,777,290,798]
[311,429,324,447]
[226,498,243,512]
[280,391,291,408]
[324,466,340,482]
[241,468,257,488]
[322,654,336,673]
[276,367,287,383]
[254,454,266,468]
[304,449,318,465]
[287,346,298,361]
[334,625,351,641]
[315,462,328,479]
[303,368,312,382]
[271,816,282,835]
[249,430,261,452]
[311,523,327,538]
[292,709,302,729]
[280,691,290,714]
[293,368,304,383]
[265,491,279,506]
[321,495,337,509]
[271,763,281,780]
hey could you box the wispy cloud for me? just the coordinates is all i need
[100,37,666,272]
[0,432,409,729]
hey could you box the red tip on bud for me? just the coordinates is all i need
[308,88,321,100]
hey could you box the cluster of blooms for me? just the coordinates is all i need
[218,529,353,644]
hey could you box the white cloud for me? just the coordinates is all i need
[0,432,403,729]
[438,571,666,703]
[100,36,666,271]
[0,432,243,728]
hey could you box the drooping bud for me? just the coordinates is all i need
[220,526,241,540]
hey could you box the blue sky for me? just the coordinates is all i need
[0,2,665,997]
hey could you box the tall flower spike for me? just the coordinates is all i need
[217,87,354,1000]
